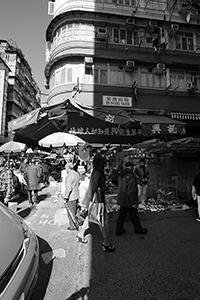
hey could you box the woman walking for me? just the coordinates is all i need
[77,153,115,252]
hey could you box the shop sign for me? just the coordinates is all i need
[151,124,178,134]
[103,96,132,107]
[69,127,141,136]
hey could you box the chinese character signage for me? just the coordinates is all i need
[103,96,132,107]
[143,123,185,135]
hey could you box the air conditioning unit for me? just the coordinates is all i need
[186,82,198,91]
[171,24,179,31]
[169,24,179,35]
[149,21,157,27]
[125,61,135,71]
[84,57,93,64]
[147,20,157,33]
[153,63,165,75]
[97,28,107,41]
[84,57,93,69]
[126,18,135,25]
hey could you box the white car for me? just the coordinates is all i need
[0,202,39,300]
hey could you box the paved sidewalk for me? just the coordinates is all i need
[17,184,200,300]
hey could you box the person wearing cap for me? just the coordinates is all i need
[116,160,148,236]
[63,158,80,230]
[134,158,150,207]
[0,156,14,205]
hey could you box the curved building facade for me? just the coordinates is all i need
[45,0,200,135]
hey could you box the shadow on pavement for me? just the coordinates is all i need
[65,287,90,300]
[30,236,54,300]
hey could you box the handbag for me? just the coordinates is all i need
[88,190,105,227]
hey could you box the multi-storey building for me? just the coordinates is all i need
[44,0,200,138]
[0,40,41,141]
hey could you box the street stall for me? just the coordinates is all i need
[7,98,194,216]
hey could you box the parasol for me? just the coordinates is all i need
[38,132,86,148]
[0,141,26,153]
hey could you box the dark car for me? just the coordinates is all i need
[0,202,39,300]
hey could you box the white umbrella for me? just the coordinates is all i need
[39,132,86,148]
[0,141,26,153]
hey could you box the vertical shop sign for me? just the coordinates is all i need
[0,70,5,135]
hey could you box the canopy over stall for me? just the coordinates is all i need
[8,99,186,147]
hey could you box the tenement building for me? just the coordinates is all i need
[45,0,200,137]
[0,40,41,142]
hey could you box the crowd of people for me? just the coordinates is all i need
[0,152,152,252]
[3,151,200,252]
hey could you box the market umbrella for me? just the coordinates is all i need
[0,141,26,153]
[38,132,86,148]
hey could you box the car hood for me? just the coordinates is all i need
[0,203,24,277]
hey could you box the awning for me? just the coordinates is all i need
[8,99,186,147]
[132,114,186,135]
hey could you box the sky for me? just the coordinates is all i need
[0,0,52,94]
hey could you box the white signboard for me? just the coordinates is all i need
[0,70,5,135]
[103,96,132,107]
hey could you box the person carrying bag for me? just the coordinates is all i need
[76,153,115,252]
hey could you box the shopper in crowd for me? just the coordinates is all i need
[134,158,150,207]
[24,158,41,205]
[0,156,14,206]
[116,161,148,236]
[192,167,200,222]
[63,157,80,230]
[77,153,115,252]
[41,160,49,185]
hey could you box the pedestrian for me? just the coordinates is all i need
[116,161,148,236]
[134,158,150,207]
[62,157,80,230]
[192,167,200,222]
[24,158,41,205]
[41,160,49,185]
[77,153,115,252]
[0,156,14,206]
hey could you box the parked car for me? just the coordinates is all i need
[0,202,39,300]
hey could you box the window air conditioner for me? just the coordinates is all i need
[126,18,135,25]
[84,57,93,64]
[125,61,135,71]
[149,21,157,27]
[84,57,93,69]
[97,28,107,41]
[186,82,198,91]
[169,24,179,35]
[171,24,179,31]
[153,63,165,75]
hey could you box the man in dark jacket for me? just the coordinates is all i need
[116,161,148,236]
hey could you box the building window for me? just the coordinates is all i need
[94,64,108,84]
[140,67,165,88]
[174,32,194,51]
[170,71,200,90]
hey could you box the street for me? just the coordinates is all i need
[17,184,200,300]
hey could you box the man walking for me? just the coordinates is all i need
[134,158,150,207]
[63,158,80,230]
[116,161,148,236]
